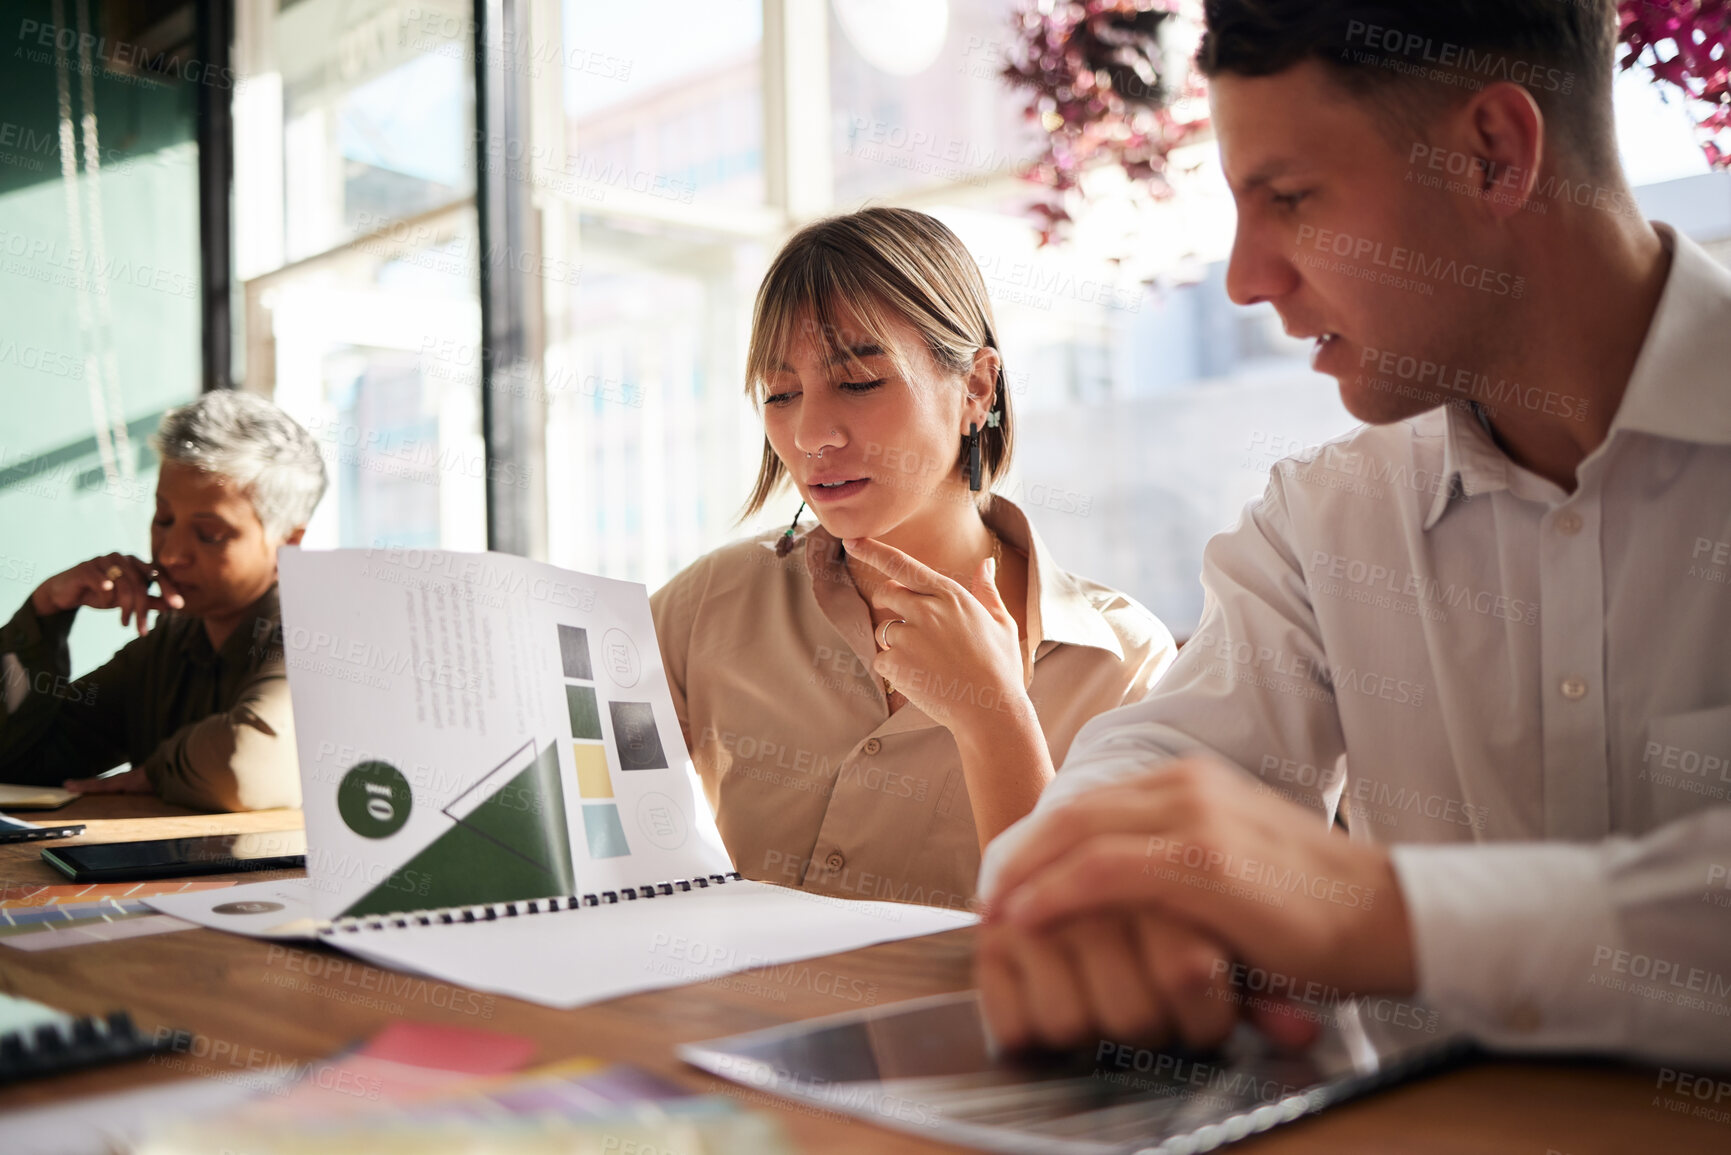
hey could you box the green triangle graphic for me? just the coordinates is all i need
[343,742,576,918]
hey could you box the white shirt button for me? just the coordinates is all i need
[1554,511,1583,535]
[1561,677,1588,700]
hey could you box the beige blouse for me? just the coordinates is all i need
[650,497,1175,910]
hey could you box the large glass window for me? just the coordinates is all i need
[0,0,204,668]
[236,0,483,551]
[541,0,773,585]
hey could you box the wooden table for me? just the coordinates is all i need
[0,798,1724,1154]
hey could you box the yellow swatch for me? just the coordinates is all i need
[572,743,614,799]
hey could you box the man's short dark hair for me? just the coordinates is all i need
[1198,1,1621,175]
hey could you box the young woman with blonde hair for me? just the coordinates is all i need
[652,206,1173,909]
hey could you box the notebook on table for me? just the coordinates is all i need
[148,547,974,1009]
[681,989,1477,1154]
[0,785,77,811]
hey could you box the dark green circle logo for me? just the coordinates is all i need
[338,761,411,839]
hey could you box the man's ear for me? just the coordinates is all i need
[283,527,306,547]
[1455,81,1544,220]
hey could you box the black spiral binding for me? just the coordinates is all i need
[322,872,745,934]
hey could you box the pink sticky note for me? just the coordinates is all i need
[361,1021,537,1076]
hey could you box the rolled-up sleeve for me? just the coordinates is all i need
[141,656,302,811]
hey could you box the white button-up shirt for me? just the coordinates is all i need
[982,224,1731,1065]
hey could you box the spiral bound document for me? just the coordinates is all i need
[323,870,748,933]
[149,548,976,1009]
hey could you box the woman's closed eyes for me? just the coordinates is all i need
[765,378,887,406]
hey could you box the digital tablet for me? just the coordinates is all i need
[680,989,1475,1154]
[41,829,307,882]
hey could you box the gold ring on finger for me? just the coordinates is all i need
[876,617,907,649]
[105,565,125,581]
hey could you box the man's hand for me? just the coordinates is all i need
[31,554,184,636]
[977,907,1324,1052]
[978,757,1418,1041]
[65,766,154,795]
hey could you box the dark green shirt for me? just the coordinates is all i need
[0,585,300,811]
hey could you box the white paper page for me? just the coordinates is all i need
[277,548,729,922]
[326,881,977,1009]
[144,878,321,940]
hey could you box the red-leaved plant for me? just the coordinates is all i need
[1619,0,1731,167]
[1000,0,1209,244]
[1006,0,1730,243]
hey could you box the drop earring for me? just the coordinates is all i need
[775,499,807,557]
[967,422,982,492]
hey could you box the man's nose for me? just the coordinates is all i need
[1225,221,1301,308]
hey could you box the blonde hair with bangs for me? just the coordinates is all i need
[739,206,1013,520]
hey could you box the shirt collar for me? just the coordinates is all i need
[797,496,1126,664]
[983,497,1126,662]
[1605,222,1731,447]
[1422,222,1731,530]
[1423,404,1511,531]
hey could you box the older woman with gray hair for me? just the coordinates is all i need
[0,390,327,811]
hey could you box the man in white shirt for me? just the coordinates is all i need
[976,0,1731,1066]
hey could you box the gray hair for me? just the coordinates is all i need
[151,391,328,541]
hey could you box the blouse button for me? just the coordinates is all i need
[824,851,845,873]
[862,738,881,756]
[1554,511,1582,535]
[1560,677,1588,701]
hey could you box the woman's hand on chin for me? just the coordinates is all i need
[842,536,1032,739]
[31,553,185,636]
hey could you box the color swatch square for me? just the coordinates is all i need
[558,625,593,680]
[582,804,631,859]
[572,743,613,799]
[609,701,668,771]
[566,685,602,740]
